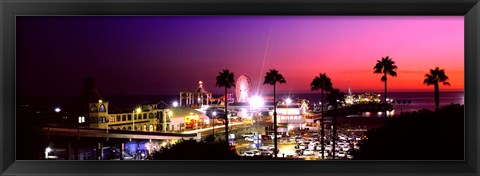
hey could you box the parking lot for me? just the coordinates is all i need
[236,128,365,160]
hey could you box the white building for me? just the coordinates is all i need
[276,99,309,132]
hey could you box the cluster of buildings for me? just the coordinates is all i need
[80,75,319,134]
[81,76,389,135]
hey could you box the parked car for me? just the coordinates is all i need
[289,137,296,142]
[268,133,282,139]
[259,151,272,157]
[354,145,360,150]
[303,149,315,156]
[267,145,275,151]
[242,151,255,157]
[325,145,332,151]
[242,133,256,138]
[338,151,346,158]
[259,146,270,150]
[260,148,273,155]
[321,151,329,157]
[250,149,260,156]
[299,144,306,150]
[244,137,255,141]
[347,154,354,159]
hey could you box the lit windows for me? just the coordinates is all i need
[90,105,98,112]
[99,104,106,112]
[78,116,85,123]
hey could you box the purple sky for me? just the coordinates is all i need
[16,16,464,97]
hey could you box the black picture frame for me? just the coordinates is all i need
[1,0,479,176]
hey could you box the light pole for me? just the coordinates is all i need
[196,113,199,130]
[212,111,217,141]
[286,98,292,128]
[106,118,110,133]
[250,95,264,149]
[132,107,141,131]
[45,147,52,159]
[168,111,173,132]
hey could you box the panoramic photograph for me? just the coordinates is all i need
[16,16,464,160]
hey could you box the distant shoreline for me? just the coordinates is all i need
[17,90,464,99]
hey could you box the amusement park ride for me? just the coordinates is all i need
[235,75,252,103]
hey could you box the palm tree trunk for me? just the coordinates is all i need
[384,73,387,119]
[225,88,229,146]
[332,105,337,160]
[434,82,439,111]
[273,84,278,158]
[321,89,325,159]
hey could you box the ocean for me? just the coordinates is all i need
[18,91,464,115]
[281,91,464,113]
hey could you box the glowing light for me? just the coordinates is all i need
[241,109,247,117]
[249,95,264,109]
[168,111,173,117]
[54,107,61,113]
[98,99,103,103]
[212,111,217,116]
[45,147,52,159]
[172,101,179,107]
[136,108,142,113]
[286,98,292,105]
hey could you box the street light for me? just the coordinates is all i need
[212,111,217,141]
[54,107,61,113]
[249,95,264,149]
[286,98,292,126]
[45,147,52,159]
[133,107,141,131]
[173,101,179,107]
[106,117,110,134]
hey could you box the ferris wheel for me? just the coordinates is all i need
[235,75,252,103]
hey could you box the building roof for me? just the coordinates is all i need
[277,104,301,109]
[170,107,202,118]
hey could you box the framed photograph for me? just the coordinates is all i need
[1,0,479,176]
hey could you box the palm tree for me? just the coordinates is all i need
[263,69,286,158]
[326,88,345,160]
[423,67,450,111]
[310,73,333,159]
[216,69,235,146]
[373,56,398,119]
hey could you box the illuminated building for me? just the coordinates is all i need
[276,99,309,132]
[168,107,209,132]
[345,83,355,105]
[87,101,171,132]
[179,81,213,108]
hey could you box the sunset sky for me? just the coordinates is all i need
[16,16,464,97]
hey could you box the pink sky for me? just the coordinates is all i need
[242,16,464,94]
[17,16,464,96]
